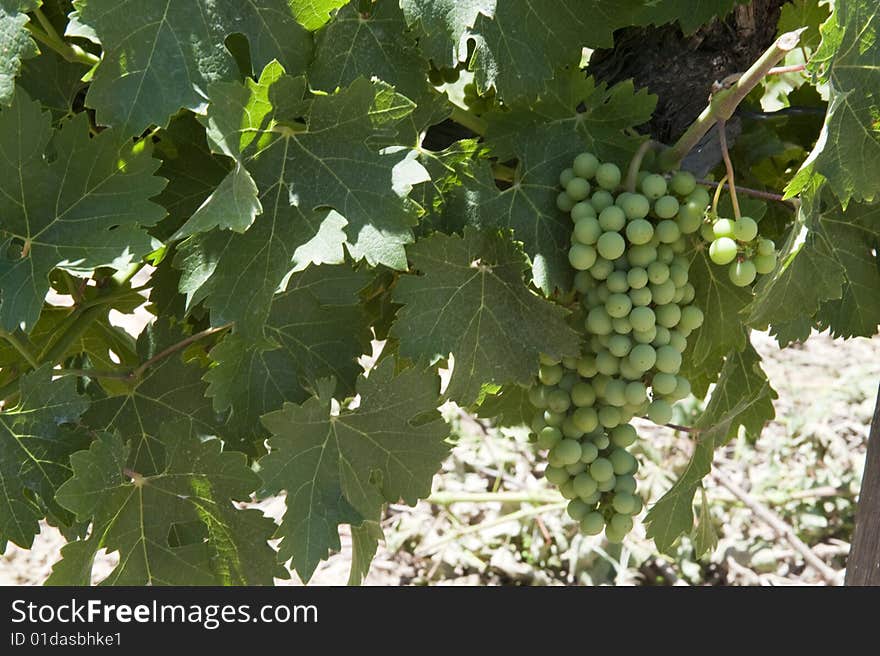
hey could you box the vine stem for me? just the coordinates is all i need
[717,119,741,219]
[659,29,804,170]
[26,10,100,67]
[664,422,701,434]
[131,324,232,379]
[448,104,487,136]
[768,63,807,75]
[625,140,660,192]
[694,178,797,208]
[428,491,562,505]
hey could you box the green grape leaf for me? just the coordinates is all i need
[391,229,581,404]
[176,64,423,338]
[348,520,382,586]
[259,359,448,581]
[697,343,777,445]
[0,1,38,106]
[55,426,283,585]
[400,0,491,68]
[777,0,831,51]
[310,0,448,139]
[691,487,718,559]
[204,263,372,444]
[0,89,165,332]
[18,49,88,122]
[0,366,89,548]
[786,0,880,204]
[475,383,535,427]
[291,0,348,30]
[70,0,312,136]
[83,320,233,466]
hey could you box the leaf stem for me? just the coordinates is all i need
[712,174,728,217]
[767,63,806,75]
[131,324,232,379]
[448,104,487,137]
[659,29,804,170]
[26,11,100,67]
[717,119,741,219]
[625,140,660,192]
[0,330,40,369]
[694,178,798,209]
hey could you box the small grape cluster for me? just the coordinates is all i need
[529,152,707,543]
[702,215,778,287]
[461,82,496,115]
[428,64,460,86]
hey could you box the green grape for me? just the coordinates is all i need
[573,152,600,179]
[657,244,674,264]
[671,236,686,254]
[557,192,575,212]
[573,216,601,244]
[604,525,624,543]
[621,193,650,220]
[671,171,697,196]
[574,271,594,293]
[562,417,585,440]
[608,334,632,358]
[650,279,676,305]
[577,355,599,378]
[613,256,629,271]
[598,405,621,428]
[655,220,681,244]
[655,345,682,373]
[757,238,775,256]
[573,407,599,433]
[669,264,688,288]
[709,237,738,265]
[544,466,570,486]
[668,330,687,353]
[627,244,657,267]
[629,496,644,515]
[609,449,637,475]
[688,187,711,209]
[625,218,654,245]
[597,476,617,492]
[599,206,626,231]
[562,356,578,369]
[629,286,652,306]
[597,232,626,260]
[565,177,591,201]
[652,325,671,346]
[652,372,678,395]
[428,67,444,85]
[618,358,642,381]
[589,257,614,280]
[679,305,704,331]
[614,474,638,494]
[569,243,597,270]
[655,303,681,328]
[628,343,657,371]
[596,285,610,304]
[610,513,634,535]
[441,67,460,83]
[625,381,648,405]
[654,195,680,219]
[539,353,560,366]
[586,306,613,335]
[606,270,630,293]
[672,376,691,400]
[612,492,637,515]
[595,350,620,376]
[604,379,627,407]
[680,283,696,304]
[629,306,656,332]
[559,168,576,188]
[538,363,563,385]
[754,253,777,274]
[627,267,649,289]
[591,190,614,211]
[733,216,758,242]
[676,201,704,234]
[592,375,609,397]
[559,480,577,499]
[571,201,596,223]
[580,512,605,535]
[700,221,716,242]
[611,424,637,448]
[647,399,673,425]
[606,293,632,318]
[579,441,599,464]
[531,413,546,434]
[572,472,599,499]
[566,462,587,475]
[612,316,632,335]
[632,326,657,344]
[589,457,614,482]
[595,162,621,190]
[712,218,735,239]
[544,410,565,427]
[559,371,578,391]
[528,385,549,408]
[571,382,596,407]
[641,173,667,199]
[537,426,563,449]
[729,259,757,286]
[647,261,670,284]
[551,439,582,466]
[547,389,571,413]
[567,499,590,521]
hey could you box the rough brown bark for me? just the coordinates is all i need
[845,382,880,585]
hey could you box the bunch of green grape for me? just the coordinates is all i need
[529,152,707,543]
[701,214,778,287]
[462,82,496,115]
[428,64,460,86]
